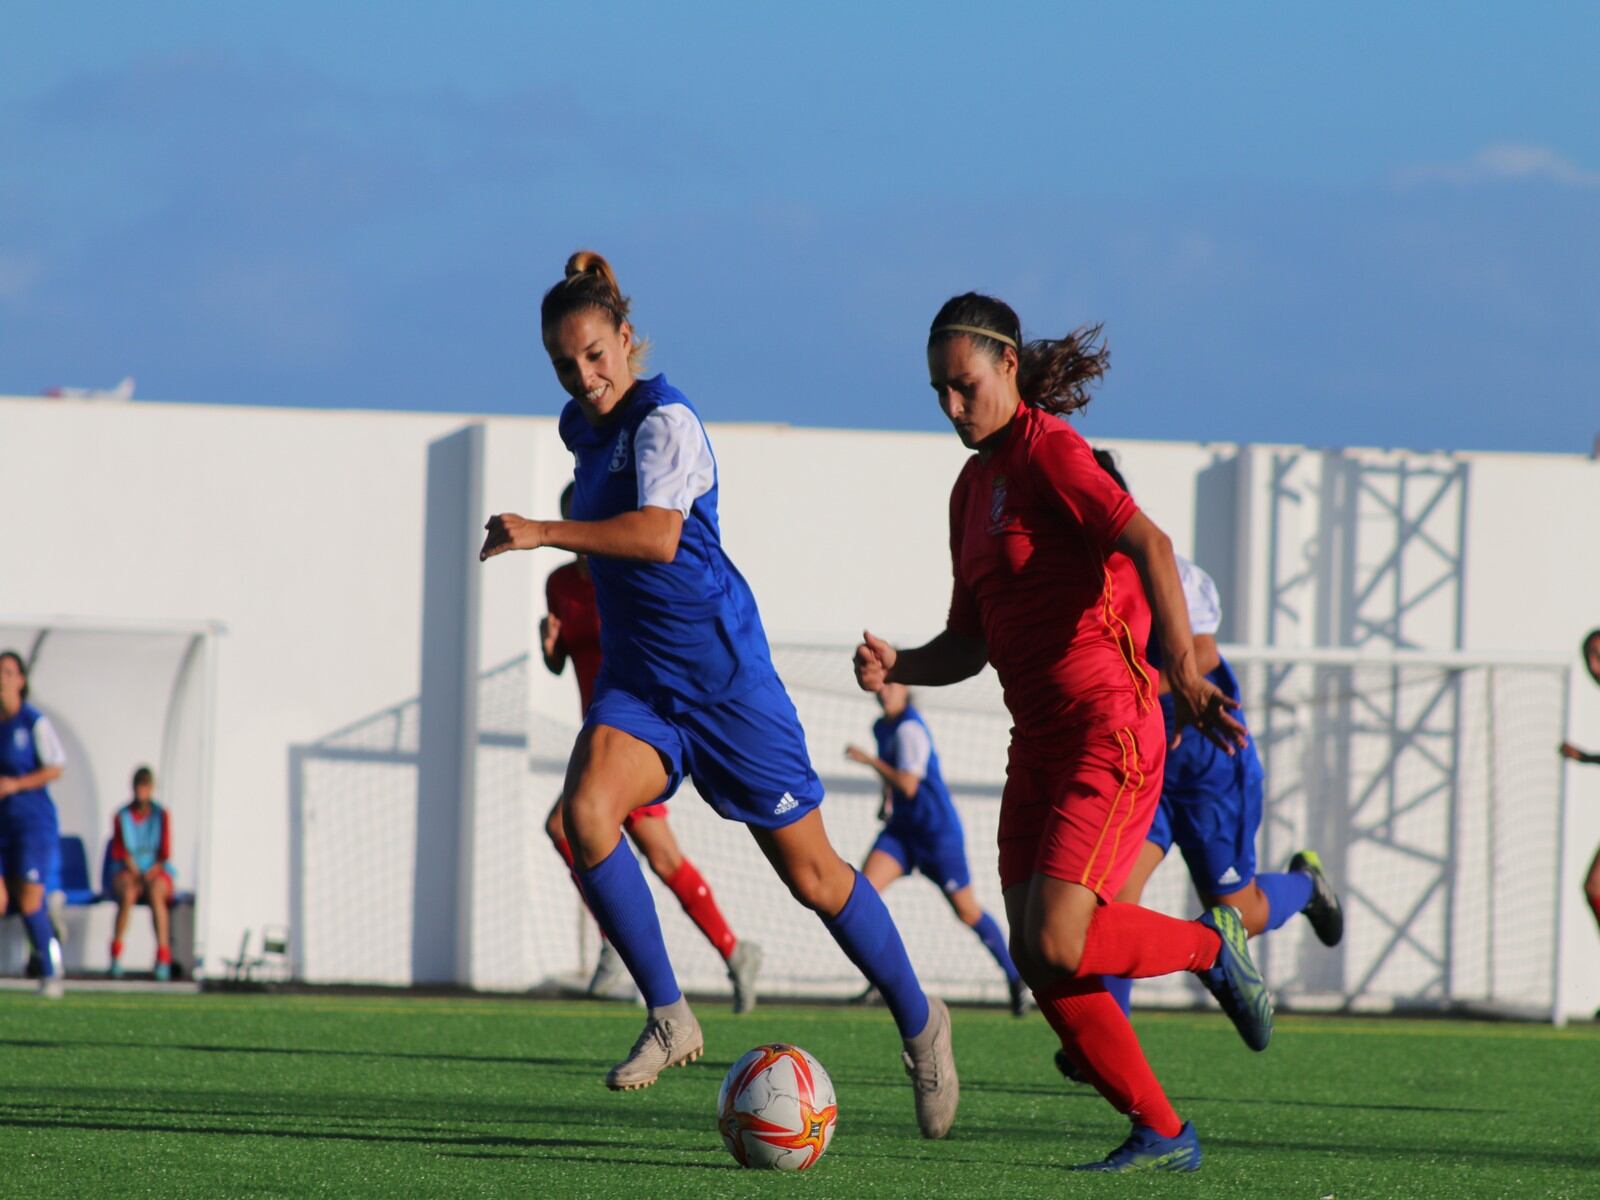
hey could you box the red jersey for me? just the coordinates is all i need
[947,404,1155,754]
[546,560,603,714]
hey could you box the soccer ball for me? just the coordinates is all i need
[717,1043,838,1170]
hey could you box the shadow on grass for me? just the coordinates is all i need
[0,1036,613,1071]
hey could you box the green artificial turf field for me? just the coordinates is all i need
[0,990,1595,1198]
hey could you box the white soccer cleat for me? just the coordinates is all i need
[38,976,65,1000]
[901,996,959,1138]
[605,1010,704,1091]
[727,940,762,1014]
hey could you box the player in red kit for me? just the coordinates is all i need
[542,483,762,1012]
[855,294,1272,1173]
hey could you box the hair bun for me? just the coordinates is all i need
[565,249,612,284]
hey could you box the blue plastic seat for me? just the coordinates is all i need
[57,835,101,905]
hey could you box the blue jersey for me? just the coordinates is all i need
[0,702,62,830]
[560,375,776,713]
[873,706,961,845]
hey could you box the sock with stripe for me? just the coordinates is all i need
[664,859,736,960]
[1257,870,1316,933]
[823,871,930,1039]
[971,911,1021,983]
[1038,975,1183,1137]
[575,838,681,1009]
[1075,902,1221,978]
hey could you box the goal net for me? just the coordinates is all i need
[515,643,1569,1019]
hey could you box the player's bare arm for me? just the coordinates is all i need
[1116,513,1245,752]
[854,628,986,692]
[1156,634,1222,697]
[844,743,922,798]
[481,506,684,564]
[1560,742,1600,765]
[0,764,62,797]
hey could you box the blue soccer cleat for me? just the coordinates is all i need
[1289,850,1344,947]
[1074,1120,1202,1172]
[1197,905,1273,1051]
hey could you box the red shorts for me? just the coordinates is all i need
[624,802,669,828]
[996,704,1165,896]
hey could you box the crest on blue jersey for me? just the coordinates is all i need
[12,728,25,749]
[609,428,631,473]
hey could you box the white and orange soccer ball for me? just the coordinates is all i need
[717,1043,838,1170]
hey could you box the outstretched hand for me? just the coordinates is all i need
[1169,675,1248,754]
[852,630,897,693]
[480,513,546,561]
[844,744,875,767]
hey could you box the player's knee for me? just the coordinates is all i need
[1032,922,1088,977]
[543,801,566,844]
[780,855,852,916]
[563,790,624,852]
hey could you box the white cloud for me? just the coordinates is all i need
[1396,143,1600,190]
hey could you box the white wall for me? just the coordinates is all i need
[5,393,1597,1012]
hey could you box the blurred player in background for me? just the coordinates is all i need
[108,765,177,981]
[541,482,762,1013]
[1558,626,1600,1009]
[0,650,66,997]
[1049,450,1342,1078]
[844,681,1026,1015]
[483,251,958,1138]
[855,293,1269,1173]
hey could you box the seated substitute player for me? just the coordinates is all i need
[1049,451,1342,1079]
[0,649,66,998]
[481,251,958,1138]
[1558,626,1600,1006]
[108,765,178,981]
[541,482,762,1012]
[856,293,1270,1173]
[844,681,1027,1015]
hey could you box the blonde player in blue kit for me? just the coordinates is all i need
[480,251,958,1138]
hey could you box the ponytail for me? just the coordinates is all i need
[929,292,1109,417]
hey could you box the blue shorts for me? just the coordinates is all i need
[871,827,972,894]
[1146,734,1264,897]
[0,817,60,889]
[586,675,824,830]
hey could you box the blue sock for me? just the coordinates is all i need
[21,908,56,978]
[1256,870,1315,933]
[576,839,681,1009]
[971,911,1021,984]
[824,872,930,1039]
[1102,974,1133,1016]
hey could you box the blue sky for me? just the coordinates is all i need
[3,2,1597,452]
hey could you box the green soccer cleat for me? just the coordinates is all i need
[1197,905,1273,1051]
[1074,1121,1202,1172]
[1289,850,1344,947]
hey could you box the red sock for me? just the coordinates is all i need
[1076,902,1221,978]
[665,860,736,960]
[1039,975,1183,1137]
[1587,891,1600,933]
[157,945,172,965]
[110,939,123,961]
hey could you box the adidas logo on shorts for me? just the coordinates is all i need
[1217,866,1242,887]
[773,793,798,816]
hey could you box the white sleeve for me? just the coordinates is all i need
[31,715,66,769]
[892,722,932,783]
[1176,556,1223,637]
[635,404,716,516]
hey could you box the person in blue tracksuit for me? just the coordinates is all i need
[0,650,67,997]
[846,681,1026,1014]
[479,250,957,1138]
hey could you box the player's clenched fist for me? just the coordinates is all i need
[853,630,897,693]
[480,513,546,561]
